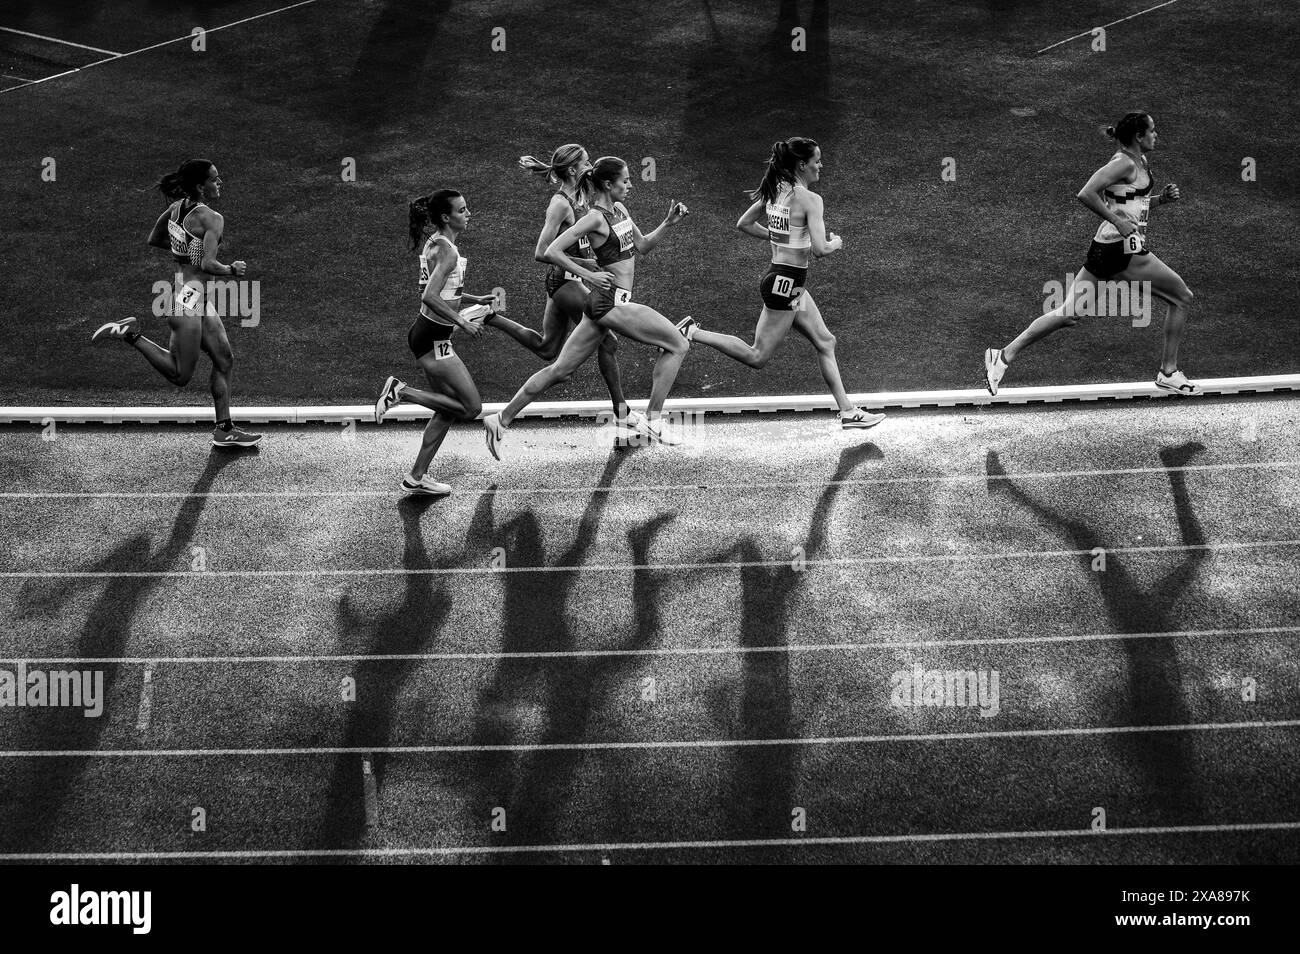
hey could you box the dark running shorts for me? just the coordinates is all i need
[1084,239,1149,280]
[760,263,809,310]
[585,283,633,322]
[408,314,454,358]
[545,265,588,299]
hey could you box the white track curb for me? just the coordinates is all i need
[1,375,1297,424]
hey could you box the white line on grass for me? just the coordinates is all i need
[1,538,1296,580]
[5,625,1296,666]
[1034,0,1185,56]
[2,718,1298,759]
[0,0,321,93]
[1,819,1297,860]
[1,460,1294,500]
[0,26,121,55]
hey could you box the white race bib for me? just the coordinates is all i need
[1122,231,1144,254]
[612,218,634,253]
[613,287,633,306]
[176,282,203,315]
[432,340,456,361]
[564,270,585,283]
[766,202,791,244]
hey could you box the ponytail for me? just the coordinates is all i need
[408,189,462,249]
[749,137,818,203]
[519,143,587,186]
[156,158,214,203]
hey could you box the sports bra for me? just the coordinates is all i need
[167,199,211,266]
[766,182,811,252]
[591,205,635,267]
[1094,153,1154,245]
[559,191,594,259]
[418,234,467,324]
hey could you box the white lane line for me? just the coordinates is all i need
[1033,0,1185,55]
[2,460,1295,500]
[135,665,154,732]
[1,538,1296,580]
[3,718,1298,758]
[5,625,1296,666]
[0,26,121,55]
[2,819,1296,859]
[0,0,321,93]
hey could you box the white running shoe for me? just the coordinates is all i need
[620,408,647,430]
[984,348,1008,396]
[1155,369,1202,396]
[374,375,405,423]
[91,316,137,342]
[674,316,699,341]
[401,474,452,496]
[641,416,684,445]
[483,412,506,460]
[838,407,886,429]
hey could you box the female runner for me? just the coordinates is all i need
[481,156,691,457]
[92,158,261,447]
[984,113,1198,395]
[373,189,497,494]
[675,137,885,428]
[484,145,640,428]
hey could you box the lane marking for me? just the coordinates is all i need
[3,718,1297,758]
[135,665,154,732]
[1033,0,1185,56]
[2,460,1296,500]
[5,625,1297,666]
[0,26,121,55]
[0,0,321,93]
[2,819,1297,859]
[1,538,1297,579]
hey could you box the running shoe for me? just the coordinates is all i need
[401,474,452,496]
[984,348,1008,396]
[91,316,137,341]
[639,416,684,445]
[674,316,699,342]
[620,408,647,430]
[838,407,886,429]
[1155,369,1203,396]
[212,425,262,449]
[374,375,405,423]
[482,412,506,460]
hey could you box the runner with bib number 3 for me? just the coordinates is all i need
[676,138,885,429]
[373,190,498,495]
[984,113,1198,397]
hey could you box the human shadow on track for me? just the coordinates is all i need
[307,488,494,857]
[0,448,244,854]
[985,442,1211,840]
[712,441,882,859]
[465,443,678,856]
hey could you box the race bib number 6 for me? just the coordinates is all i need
[1122,231,1144,254]
[433,340,456,361]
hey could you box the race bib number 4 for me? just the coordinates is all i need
[432,340,456,361]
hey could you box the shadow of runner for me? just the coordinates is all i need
[985,442,1211,833]
[719,441,882,855]
[0,449,243,853]
[307,489,495,856]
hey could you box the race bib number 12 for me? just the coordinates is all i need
[433,340,455,361]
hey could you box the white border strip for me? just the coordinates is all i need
[3,820,1297,860]
[1033,0,1185,56]
[2,718,1298,758]
[3,625,1295,666]
[0,26,120,55]
[1,538,1297,580]
[2,374,1298,424]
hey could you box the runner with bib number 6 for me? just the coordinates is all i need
[984,113,1198,397]
[374,190,499,495]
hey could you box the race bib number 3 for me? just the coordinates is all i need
[433,340,455,361]
[613,287,633,306]
[176,282,203,314]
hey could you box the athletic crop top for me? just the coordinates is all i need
[418,234,467,324]
[1094,153,1153,245]
[591,205,635,267]
[167,199,210,266]
[766,182,811,253]
[560,191,594,259]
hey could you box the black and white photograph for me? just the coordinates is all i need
[0,0,1296,904]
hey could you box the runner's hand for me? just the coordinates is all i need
[460,321,484,339]
[230,261,247,277]
[587,271,613,291]
[666,201,689,225]
[1161,183,1181,204]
